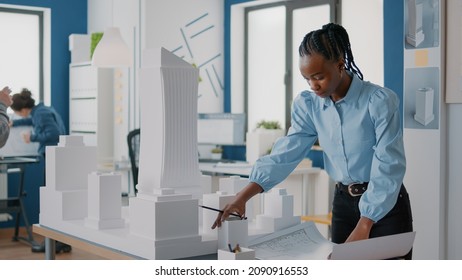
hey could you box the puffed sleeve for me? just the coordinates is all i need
[359,88,406,222]
[249,92,318,191]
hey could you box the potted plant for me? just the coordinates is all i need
[211,145,223,160]
[256,120,282,130]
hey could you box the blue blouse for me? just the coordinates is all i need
[13,103,66,155]
[249,73,406,222]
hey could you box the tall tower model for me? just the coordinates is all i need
[128,48,206,258]
[136,47,202,196]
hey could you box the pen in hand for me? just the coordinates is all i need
[199,205,247,220]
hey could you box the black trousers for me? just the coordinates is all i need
[331,184,413,259]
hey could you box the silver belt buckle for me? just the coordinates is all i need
[347,183,364,197]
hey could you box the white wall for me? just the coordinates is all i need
[88,0,224,118]
[445,1,462,259]
[447,104,462,259]
[143,0,224,114]
[341,0,383,86]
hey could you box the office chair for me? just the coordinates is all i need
[127,128,140,195]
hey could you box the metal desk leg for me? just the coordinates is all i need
[11,165,37,246]
[45,237,56,260]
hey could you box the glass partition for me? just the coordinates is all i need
[247,6,286,131]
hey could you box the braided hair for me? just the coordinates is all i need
[299,23,363,80]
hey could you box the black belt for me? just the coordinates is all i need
[336,182,369,197]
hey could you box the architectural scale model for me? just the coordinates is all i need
[406,0,425,47]
[38,48,315,259]
[414,87,434,126]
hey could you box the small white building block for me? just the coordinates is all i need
[218,176,256,221]
[255,188,300,232]
[264,188,294,217]
[201,191,235,238]
[218,217,249,250]
[201,174,212,194]
[218,247,255,260]
[85,172,125,229]
[45,135,97,191]
[414,87,434,126]
[39,136,96,224]
[39,187,88,222]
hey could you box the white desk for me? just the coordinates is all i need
[199,162,330,217]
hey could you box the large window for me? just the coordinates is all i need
[230,0,383,134]
[0,6,45,111]
[241,0,337,131]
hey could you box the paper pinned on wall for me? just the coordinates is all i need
[415,49,429,67]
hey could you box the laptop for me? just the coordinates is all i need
[0,126,39,158]
[330,231,416,260]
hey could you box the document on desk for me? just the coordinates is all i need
[248,222,333,260]
[248,222,416,260]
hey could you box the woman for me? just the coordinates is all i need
[10,88,66,156]
[212,23,413,259]
[10,88,70,254]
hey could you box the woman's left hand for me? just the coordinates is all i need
[22,131,31,143]
[345,216,374,242]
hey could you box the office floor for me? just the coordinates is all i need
[0,227,105,260]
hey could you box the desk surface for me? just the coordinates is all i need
[199,161,320,177]
[0,156,40,165]
[33,224,218,260]
[32,224,137,260]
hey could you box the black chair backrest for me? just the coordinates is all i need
[127,128,140,193]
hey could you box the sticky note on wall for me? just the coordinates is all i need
[415,49,428,67]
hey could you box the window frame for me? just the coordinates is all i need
[0,6,45,102]
[243,0,338,131]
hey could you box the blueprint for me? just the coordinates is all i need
[248,222,333,260]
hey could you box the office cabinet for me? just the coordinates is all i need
[69,62,114,169]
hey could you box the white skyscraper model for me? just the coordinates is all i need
[406,0,425,47]
[255,188,301,232]
[128,47,211,259]
[135,47,202,197]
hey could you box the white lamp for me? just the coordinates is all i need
[91,27,131,67]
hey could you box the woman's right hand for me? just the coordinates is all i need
[211,182,264,229]
[211,199,246,229]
